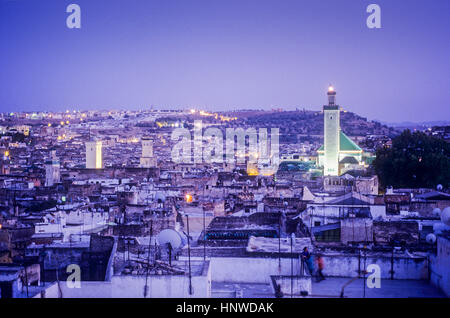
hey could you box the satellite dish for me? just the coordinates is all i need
[426,233,436,244]
[441,207,450,226]
[157,229,186,252]
[432,208,441,217]
[155,192,166,203]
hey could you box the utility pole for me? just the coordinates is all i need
[390,246,394,280]
[203,208,206,261]
[278,210,281,272]
[186,214,193,295]
[143,219,153,298]
[290,233,295,298]
[41,244,46,287]
[363,247,367,298]
[24,265,29,298]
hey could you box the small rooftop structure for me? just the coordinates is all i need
[246,236,313,254]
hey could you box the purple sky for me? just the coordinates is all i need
[0,0,449,122]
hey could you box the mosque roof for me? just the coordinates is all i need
[339,156,359,164]
[317,131,363,152]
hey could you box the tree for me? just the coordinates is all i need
[373,129,450,189]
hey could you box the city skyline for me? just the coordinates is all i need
[1,0,449,122]
[0,0,449,303]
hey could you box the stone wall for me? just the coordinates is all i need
[320,253,427,280]
[340,218,373,244]
[209,252,428,284]
[210,257,302,284]
[36,261,210,298]
[373,221,419,245]
[430,235,450,296]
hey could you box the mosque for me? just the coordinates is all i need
[317,86,364,176]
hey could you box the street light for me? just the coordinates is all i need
[183,194,195,295]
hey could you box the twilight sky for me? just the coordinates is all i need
[0,0,449,122]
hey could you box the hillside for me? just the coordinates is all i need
[238,110,397,144]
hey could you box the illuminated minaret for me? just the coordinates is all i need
[323,85,340,176]
[86,140,102,169]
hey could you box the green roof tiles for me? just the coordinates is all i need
[339,131,362,151]
[317,131,362,152]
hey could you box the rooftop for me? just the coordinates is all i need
[212,278,446,298]
[317,131,363,153]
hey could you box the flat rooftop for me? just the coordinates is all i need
[212,278,446,298]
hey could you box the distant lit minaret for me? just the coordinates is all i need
[323,85,340,176]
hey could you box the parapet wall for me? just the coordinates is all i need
[210,253,428,284]
[321,253,428,280]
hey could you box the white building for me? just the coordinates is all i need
[45,151,60,186]
[139,137,156,168]
[86,141,102,169]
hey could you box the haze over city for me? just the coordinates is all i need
[1,0,449,123]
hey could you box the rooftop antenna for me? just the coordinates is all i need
[278,210,281,273]
[203,206,206,261]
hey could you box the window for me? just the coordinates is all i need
[315,228,340,242]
